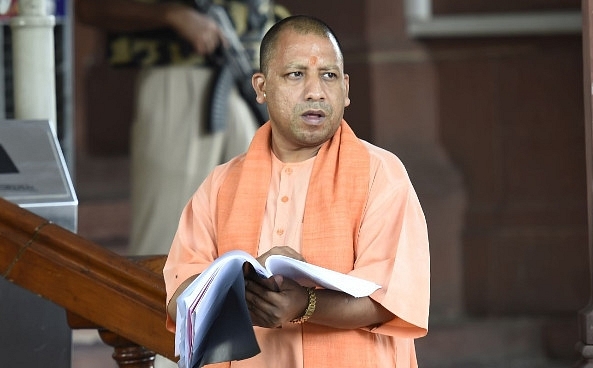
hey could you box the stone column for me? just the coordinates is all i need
[11,0,57,134]
[577,0,593,366]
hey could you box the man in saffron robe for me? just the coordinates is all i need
[164,15,430,368]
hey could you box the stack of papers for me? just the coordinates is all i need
[175,250,381,368]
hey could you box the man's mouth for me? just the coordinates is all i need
[301,110,326,125]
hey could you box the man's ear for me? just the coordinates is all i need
[252,73,266,104]
[344,73,351,107]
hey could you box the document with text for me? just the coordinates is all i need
[175,250,381,368]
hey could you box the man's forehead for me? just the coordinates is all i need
[276,30,343,63]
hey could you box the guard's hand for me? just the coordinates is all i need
[166,4,226,55]
[245,275,310,328]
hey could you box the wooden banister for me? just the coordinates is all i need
[0,197,176,362]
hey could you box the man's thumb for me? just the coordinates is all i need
[272,274,284,288]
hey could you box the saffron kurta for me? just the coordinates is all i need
[164,122,430,368]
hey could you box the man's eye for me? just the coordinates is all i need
[323,72,337,79]
[288,71,303,78]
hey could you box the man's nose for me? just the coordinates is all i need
[304,76,324,101]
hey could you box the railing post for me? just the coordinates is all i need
[578,0,593,367]
[99,329,157,368]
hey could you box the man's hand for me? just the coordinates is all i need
[165,3,226,55]
[75,0,226,53]
[244,274,309,328]
[256,246,306,267]
[243,247,308,327]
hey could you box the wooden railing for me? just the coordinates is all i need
[0,197,176,367]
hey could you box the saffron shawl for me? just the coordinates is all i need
[216,120,369,269]
[214,120,387,367]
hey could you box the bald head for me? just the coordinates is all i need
[259,15,343,76]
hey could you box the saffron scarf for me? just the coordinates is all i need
[217,119,369,270]
[215,120,382,367]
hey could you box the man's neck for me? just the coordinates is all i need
[271,143,322,163]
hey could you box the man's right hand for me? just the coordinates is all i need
[244,274,310,328]
[242,262,280,292]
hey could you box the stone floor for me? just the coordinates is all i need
[415,318,576,368]
[70,326,573,368]
[71,330,117,368]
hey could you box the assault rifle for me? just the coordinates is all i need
[195,1,269,132]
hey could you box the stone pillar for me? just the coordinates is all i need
[11,0,57,133]
[577,0,593,366]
